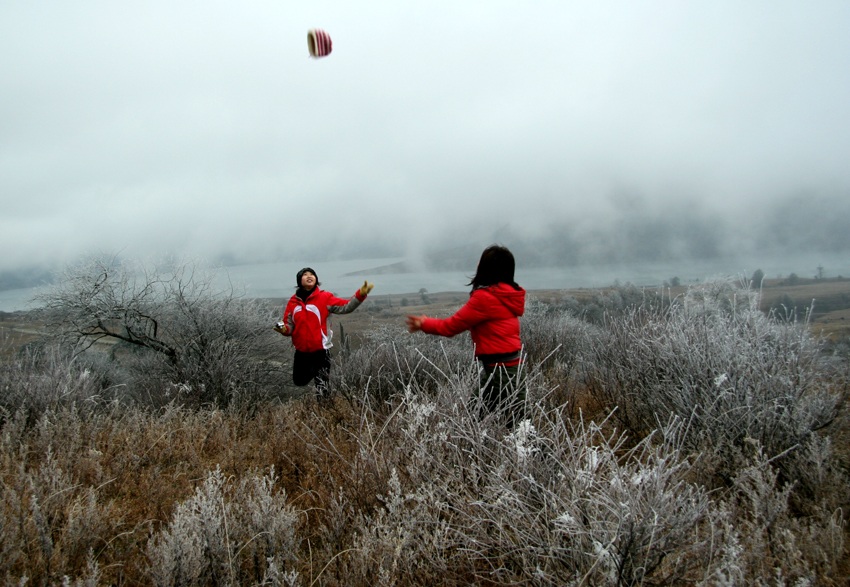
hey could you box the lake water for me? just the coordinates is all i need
[3,252,848,313]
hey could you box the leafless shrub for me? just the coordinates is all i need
[586,278,841,491]
[316,353,845,585]
[0,282,847,584]
[32,255,287,409]
[60,551,102,587]
[0,374,844,584]
[522,298,602,371]
[700,441,845,585]
[521,297,605,409]
[575,283,669,326]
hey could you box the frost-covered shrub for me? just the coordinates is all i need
[334,299,604,411]
[522,298,599,366]
[2,280,847,584]
[0,344,110,423]
[0,356,845,584]
[332,323,472,405]
[521,297,604,406]
[701,443,845,585]
[33,256,288,409]
[587,278,841,491]
[317,369,846,585]
[146,465,301,586]
[579,283,668,325]
[331,374,714,585]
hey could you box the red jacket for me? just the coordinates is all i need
[281,287,366,352]
[420,283,525,365]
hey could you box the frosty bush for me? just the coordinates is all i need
[332,323,473,405]
[322,365,845,584]
[0,419,121,583]
[0,362,845,583]
[0,343,110,423]
[587,278,842,492]
[33,255,286,409]
[332,378,714,585]
[146,465,301,586]
[575,283,668,326]
[1,276,847,584]
[521,297,604,408]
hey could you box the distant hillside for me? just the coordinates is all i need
[0,266,54,292]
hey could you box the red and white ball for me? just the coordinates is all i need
[307,29,332,58]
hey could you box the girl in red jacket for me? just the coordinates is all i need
[276,267,373,397]
[406,245,526,424]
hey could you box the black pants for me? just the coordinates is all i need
[293,349,331,396]
[479,364,526,428]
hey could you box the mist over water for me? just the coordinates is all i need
[218,251,850,301]
[4,251,846,313]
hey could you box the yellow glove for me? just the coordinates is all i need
[359,281,374,296]
[273,320,289,335]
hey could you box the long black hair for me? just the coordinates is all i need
[468,245,521,290]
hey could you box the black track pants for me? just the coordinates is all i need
[293,349,331,395]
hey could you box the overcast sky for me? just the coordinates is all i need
[2,1,849,273]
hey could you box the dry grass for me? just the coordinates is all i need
[812,308,850,340]
[0,314,41,360]
[1,279,849,584]
[0,401,362,583]
[759,278,850,340]
[2,388,845,584]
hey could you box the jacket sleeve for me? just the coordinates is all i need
[420,294,489,338]
[280,299,296,336]
[327,289,366,315]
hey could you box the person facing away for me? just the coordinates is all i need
[406,245,526,425]
[275,267,373,397]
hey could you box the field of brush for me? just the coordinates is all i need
[339,276,850,344]
[0,277,848,585]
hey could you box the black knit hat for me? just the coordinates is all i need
[296,267,317,287]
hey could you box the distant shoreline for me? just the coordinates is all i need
[342,260,412,277]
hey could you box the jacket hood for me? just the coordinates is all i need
[480,282,525,317]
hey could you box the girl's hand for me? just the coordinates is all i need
[406,315,426,333]
[359,281,374,296]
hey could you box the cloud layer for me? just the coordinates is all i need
[2,2,849,272]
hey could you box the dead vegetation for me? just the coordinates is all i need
[0,273,849,585]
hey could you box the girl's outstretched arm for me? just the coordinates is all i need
[327,281,374,315]
[406,315,427,332]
